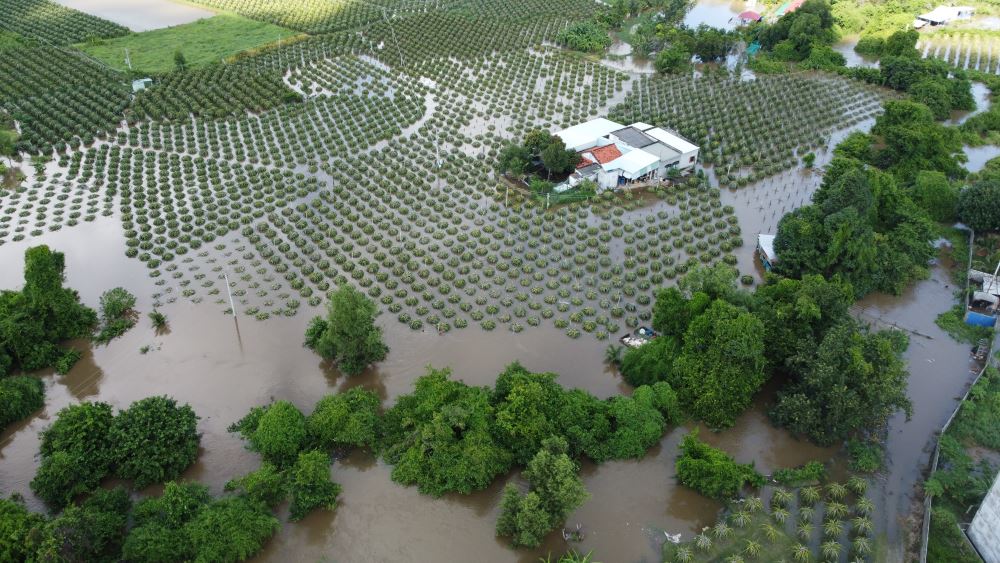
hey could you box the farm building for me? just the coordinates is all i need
[555,118,699,191]
[131,78,153,92]
[757,234,778,271]
[913,6,975,28]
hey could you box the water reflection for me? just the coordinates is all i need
[51,0,215,31]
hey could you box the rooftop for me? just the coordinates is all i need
[554,118,625,151]
[644,127,698,154]
[612,126,657,149]
[589,144,623,164]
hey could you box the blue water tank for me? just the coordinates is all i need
[965,311,997,327]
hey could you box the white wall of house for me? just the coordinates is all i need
[970,472,1000,563]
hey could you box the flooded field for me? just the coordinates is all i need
[52,0,215,31]
[963,144,1000,172]
[682,0,747,30]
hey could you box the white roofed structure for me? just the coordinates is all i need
[554,118,625,152]
[645,127,699,154]
[604,149,660,178]
[914,6,974,26]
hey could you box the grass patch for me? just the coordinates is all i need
[78,14,299,73]
[935,304,994,345]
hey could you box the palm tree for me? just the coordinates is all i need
[821,541,842,561]
[797,522,814,541]
[714,522,733,539]
[695,533,713,551]
[772,507,790,524]
[604,344,622,366]
[823,519,843,538]
[852,516,873,536]
[847,476,867,495]
[726,556,745,563]
[733,510,752,528]
[799,506,815,522]
[826,502,848,520]
[674,546,694,562]
[800,486,821,505]
[826,483,848,501]
[746,496,764,513]
[853,536,872,555]
[772,488,793,507]
[792,543,811,562]
[744,539,763,558]
[855,497,874,515]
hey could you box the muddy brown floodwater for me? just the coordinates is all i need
[0,110,983,563]
[0,189,847,562]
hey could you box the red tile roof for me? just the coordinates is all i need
[576,156,595,169]
[589,144,622,164]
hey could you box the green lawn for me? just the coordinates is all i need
[78,14,299,74]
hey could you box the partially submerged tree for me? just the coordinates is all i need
[305,284,388,376]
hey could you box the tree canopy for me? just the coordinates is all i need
[230,400,307,468]
[957,180,1000,232]
[111,396,201,488]
[675,431,764,500]
[770,321,912,446]
[0,245,97,376]
[305,284,388,376]
[306,387,381,450]
[0,375,44,431]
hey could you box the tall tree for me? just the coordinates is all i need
[305,284,388,376]
[770,321,912,445]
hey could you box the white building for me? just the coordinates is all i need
[913,6,975,28]
[553,118,699,191]
[970,471,1000,562]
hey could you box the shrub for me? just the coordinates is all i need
[230,401,306,468]
[111,396,200,488]
[675,431,764,500]
[847,439,883,473]
[0,375,44,429]
[306,387,380,450]
[772,461,826,485]
[288,450,341,521]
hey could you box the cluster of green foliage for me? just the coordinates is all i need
[556,20,611,53]
[94,287,137,344]
[496,437,589,547]
[651,24,736,74]
[30,397,200,509]
[770,321,911,446]
[0,375,44,430]
[675,431,765,500]
[227,388,381,520]
[9,480,279,563]
[380,363,680,496]
[624,265,765,428]
[775,149,939,296]
[957,180,1000,233]
[757,0,838,64]
[772,461,826,485]
[936,304,995,345]
[305,284,388,376]
[948,367,1000,451]
[832,0,924,37]
[498,129,581,182]
[0,246,97,377]
[927,507,980,563]
[847,438,884,473]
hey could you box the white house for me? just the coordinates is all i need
[757,234,778,271]
[553,118,699,191]
[131,78,153,92]
[913,6,974,28]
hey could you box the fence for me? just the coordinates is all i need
[919,229,998,563]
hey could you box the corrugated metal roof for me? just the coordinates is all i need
[553,118,624,151]
[612,127,657,148]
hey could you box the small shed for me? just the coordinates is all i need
[914,6,975,28]
[757,234,777,271]
[738,10,762,23]
[132,78,153,92]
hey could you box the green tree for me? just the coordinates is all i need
[0,375,44,428]
[492,364,565,465]
[173,49,187,71]
[597,384,671,460]
[379,368,512,496]
[678,263,740,301]
[770,321,912,445]
[31,401,115,508]
[305,284,388,376]
[231,401,306,468]
[224,463,287,508]
[496,437,588,548]
[111,396,200,488]
[122,481,211,562]
[675,431,764,500]
[912,170,958,222]
[540,138,579,179]
[619,335,680,387]
[0,496,45,561]
[183,497,278,562]
[0,246,97,374]
[556,20,611,53]
[673,300,767,428]
[288,450,341,521]
[910,78,952,120]
[957,180,1000,232]
[870,100,964,182]
[29,487,131,562]
[651,287,711,338]
[307,387,380,450]
[655,45,691,74]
